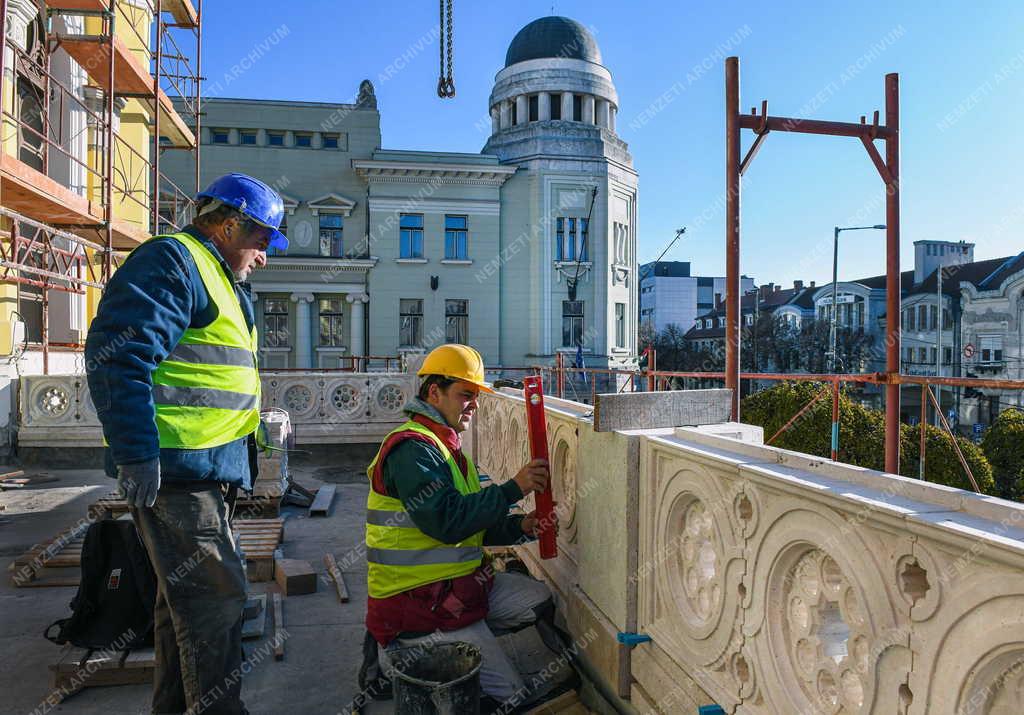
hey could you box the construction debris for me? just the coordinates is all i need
[323,552,350,603]
[273,592,285,661]
[241,594,267,640]
[275,558,317,596]
[309,484,336,516]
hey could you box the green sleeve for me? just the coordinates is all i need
[382,440,524,544]
[482,513,531,546]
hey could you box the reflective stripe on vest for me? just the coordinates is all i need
[147,232,261,450]
[365,420,484,599]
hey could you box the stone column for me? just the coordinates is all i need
[291,293,314,368]
[515,95,528,125]
[582,95,596,124]
[596,99,610,129]
[562,93,574,122]
[491,107,500,134]
[499,101,511,130]
[609,106,617,133]
[538,92,551,121]
[346,293,368,366]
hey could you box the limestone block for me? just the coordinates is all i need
[631,642,715,713]
[576,426,639,631]
[635,433,748,709]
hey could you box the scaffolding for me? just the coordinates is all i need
[0,0,201,372]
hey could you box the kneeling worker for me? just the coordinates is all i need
[366,344,553,708]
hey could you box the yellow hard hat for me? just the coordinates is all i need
[418,344,493,392]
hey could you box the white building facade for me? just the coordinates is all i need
[162,16,638,374]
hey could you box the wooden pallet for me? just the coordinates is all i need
[48,645,154,702]
[8,521,90,588]
[10,518,285,587]
[236,518,285,582]
[87,492,130,520]
[89,487,286,521]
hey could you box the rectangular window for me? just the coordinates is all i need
[322,133,339,149]
[550,93,562,120]
[318,214,343,257]
[566,218,577,261]
[528,94,539,122]
[615,303,625,348]
[295,132,312,148]
[445,299,469,344]
[918,347,928,363]
[579,218,589,261]
[943,308,953,330]
[930,347,937,364]
[399,214,424,258]
[444,215,468,260]
[264,298,289,347]
[240,130,257,145]
[943,346,953,365]
[212,128,229,144]
[980,335,1004,363]
[918,305,927,331]
[400,299,423,347]
[562,300,584,348]
[318,298,344,347]
[268,131,284,146]
[555,218,565,261]
[905,308,915,331]
[929,305,937,331]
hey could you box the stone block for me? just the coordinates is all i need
[274,558,317,596]
[593,389,732,432]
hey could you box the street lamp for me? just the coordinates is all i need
[828,225,887,373]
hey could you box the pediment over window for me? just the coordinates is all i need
[280,193,299,215]
[308,193,357,217]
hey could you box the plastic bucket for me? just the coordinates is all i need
[389,641,482,714]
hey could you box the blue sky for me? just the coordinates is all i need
[200,0,1024,286]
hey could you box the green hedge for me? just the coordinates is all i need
[981,409,1024,499]
[741,381,994,494]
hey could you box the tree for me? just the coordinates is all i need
[981,409,1024,499]
[741,381,995,494]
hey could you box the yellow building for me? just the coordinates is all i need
[0,0,200,374]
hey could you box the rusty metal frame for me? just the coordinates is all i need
[725,56,903,473]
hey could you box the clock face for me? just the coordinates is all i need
[294,220,313,247]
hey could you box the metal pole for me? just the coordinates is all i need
[830,379,840,460]
[829,226,839,373]
[919,382,927,479]
[152,1,163,234]
[884,73,901,474]
[194,0,202,194]
[935,266,942,427]
[725,57,741,420]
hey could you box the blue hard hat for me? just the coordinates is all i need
[196,173,288,250]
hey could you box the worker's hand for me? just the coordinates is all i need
[521,506,559,538]
[117,458,161,509]
[513,458,549,496]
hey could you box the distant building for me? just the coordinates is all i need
[639,260,753,334]
[163,16,639,376]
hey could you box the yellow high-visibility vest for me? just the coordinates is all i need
[365,420,484,599]
[147,232,261,449]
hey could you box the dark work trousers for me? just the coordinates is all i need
[130,481,248,715]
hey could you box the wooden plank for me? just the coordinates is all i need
[241,594,267,640]
[275,558,316,596]
[592,389,732,432]
[323,553,349,603]
[309,484,336,517]
[272,592,285,661]
[163,0,199,26]
[523,690,582,714]
[0,469,25,480]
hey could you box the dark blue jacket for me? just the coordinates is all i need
[85,226,255,489]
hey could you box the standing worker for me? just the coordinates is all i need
[365,344,558,710]
[85,173,287,715]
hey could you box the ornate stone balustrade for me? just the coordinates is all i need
[468,388,1024,715]
[16,372,417,447]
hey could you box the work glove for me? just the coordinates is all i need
[117,458,161,508]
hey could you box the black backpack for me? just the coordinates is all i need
[45,520,157,650]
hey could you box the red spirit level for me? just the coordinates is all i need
[523,375,557,559]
